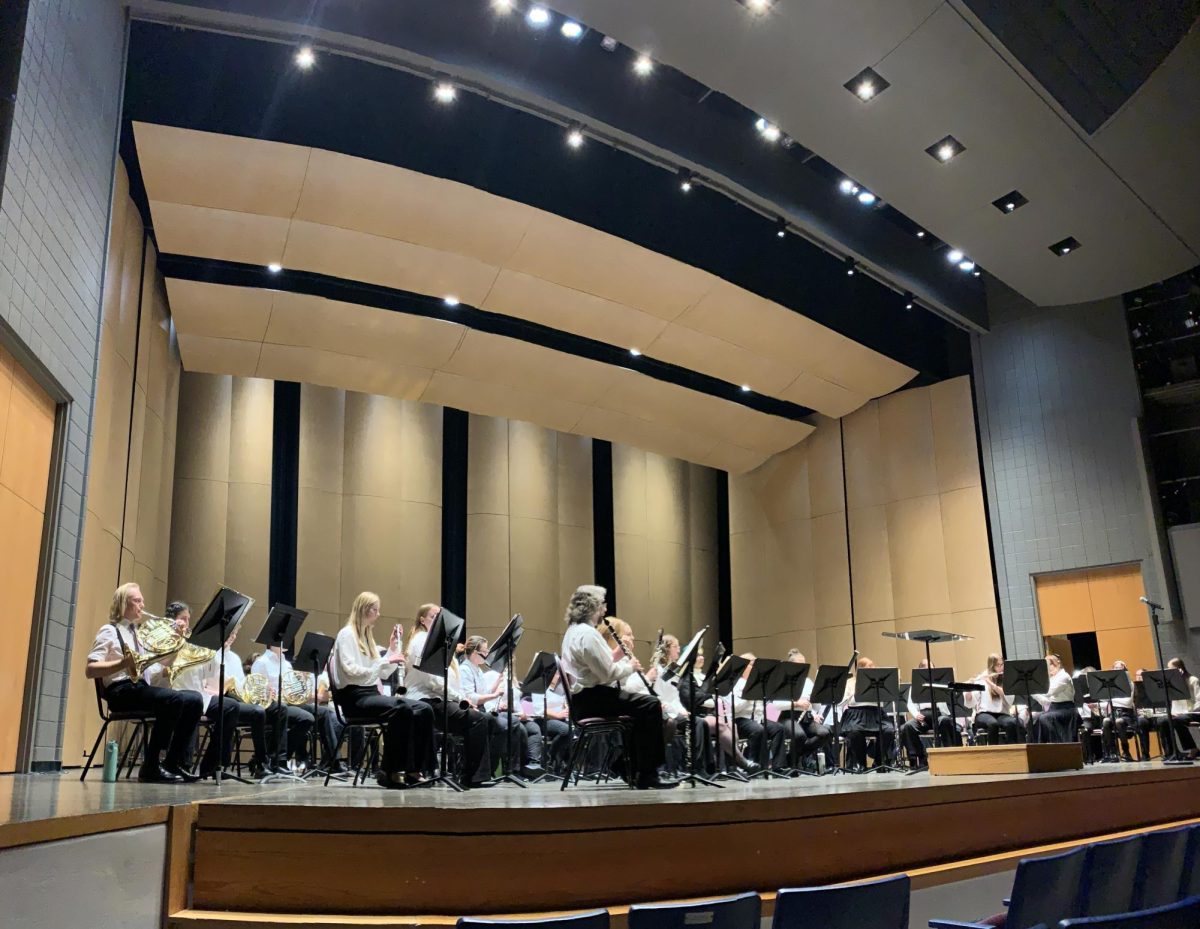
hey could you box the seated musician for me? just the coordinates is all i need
[460,635,543,779]
[1074,666,1103,763]
[404,604,494,787]
[772,649,832,771]
[731,655,783,771]
[1132,668,1155,760]
[1100,660,1137,762]
[251,645,326,771]
[218,623,289,775]
[1028,653,1078,743]
[330,591,433,788]
[559,584,674,789]
[1155,657,1200,762]
[841,657,895,771]
[900,658,960,769]
[972,654,1022,745]
[647,634,708,775]
[529,671,571,770]
[84,582,203,783]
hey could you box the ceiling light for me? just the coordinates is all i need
[741,385,752,393]
[566,127,585,149]
[527,6,551,27]
[926,135,965,163]
[294,46,316,70]
[746,0,771,13]
[958,259,976,272]
[844,67,890,102]
[775,217,787,238]
[629,347,642,357]
[601,35,619,52]
[443,296,460,307]
[946,249,964,264]
[678,169,694,193]
[973,269,981,277]
[992,190,1028,214]
[633,54,654,76]
[432,82,457,104]
[1049,236,1081,256]
[844,257,857,276]
[839,178,856,195]
[491,0,514,12]
[904,292,914,310]
[754,117,781,142]
[916,230,926,238]
[857,190,877,206]
[267,263,283,273]
[561,20,584,39]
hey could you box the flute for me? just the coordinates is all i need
[602,617,656,696]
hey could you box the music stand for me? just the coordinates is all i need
[905,667,953,775]
[810,664,852,775]
[768,661,818,777]
[486,614,526,787]
[1142,668,1192,765]
[293,632,335,779]
[1086,670,1128,763]
[856,667,903,773]
[711,654,750,782]
[253,605,308,783]
[189,586,254,785]
[520,651,560,783]
[419,607,467,790]
[1002,658,1048,738]
[667,634,720,789]
[742,658,785,780]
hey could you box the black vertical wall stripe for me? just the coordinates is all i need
[268,381,300,614]
[441,407,469,617]
[592,439,616,613]
[838,419,857,649]
[716,471,733,652]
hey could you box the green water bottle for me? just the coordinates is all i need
[102,739,119,782]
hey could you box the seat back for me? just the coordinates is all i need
[1059,894,1200,929]
[94,678,109,718]
[1006,847,1086,929]
[555,655,577,721]
[1134,825,1191,909]
[1179,823,1200,899]
[772,875,909,929]
[629,893,759,929]
[457,911,609,929]
[1079,836,1142,917]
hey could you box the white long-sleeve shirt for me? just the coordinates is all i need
[153,653,220,704]
[403,629,466,702]
[561,622,632,693]
[1034,669,1075,708]
[252,649,292,684]
[624,669,687,719]
[529,688,567,718]
[330,626,399,689]
[973,672,1013,714]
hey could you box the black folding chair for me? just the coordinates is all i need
[80,679,157,781]
[556,656,634,790]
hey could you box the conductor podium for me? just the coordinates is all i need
[927,742,1085,776]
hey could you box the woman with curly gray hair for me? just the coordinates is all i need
[560,584,675,789]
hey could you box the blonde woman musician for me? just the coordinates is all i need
[972,653,1022,745]
[85,582,203,783]
[330,592,434,788]
[1156,657,1200,761]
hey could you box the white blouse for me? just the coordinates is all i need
[404,629,466,702]
[973,672,1013,714]
[1034,668,1075,708]
[330,626,398,689]
[561,622,632,693]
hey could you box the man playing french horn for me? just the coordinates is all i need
[252,644,341,772]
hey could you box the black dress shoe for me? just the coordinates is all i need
[328,761,351,775]
[165,765,200,783]
[636,776,680,790]
[139,764,184,784]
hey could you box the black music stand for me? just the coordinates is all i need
[1142,667,1192,765]
[486,613,526,788]
[293,632,335,779]
[254,605,308,783]
[905,667,953,775]
[885,630,971,764]
[711,654,750,782]
[420,607,467,790]
[856,667,903,773]
[1087,669,1130,763]
[742,658,786,780]
[1003,659,1049,738]
[811,664,852,775]
[520,651,561,783]
[189,586,254,786]
[769,661,819,777]
[1142,597,1194,766]
[671,634,721,789]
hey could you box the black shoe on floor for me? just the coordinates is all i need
[165,765,200,783]
[139,763,184,784]
[636,775,680,790]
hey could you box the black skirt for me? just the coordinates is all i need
[1031,702,1079,744]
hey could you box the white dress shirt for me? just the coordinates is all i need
[1170,674,1200,715]
[973,673,1013,714]
[530,688,567,718]
[561,622,632,693]
[153,652,220,705]
[252,649,292,683]
[403,629,466,702]
[330,626,398,689]
[770,675,815,712]
[459,660,498,708]
[731,678,763,719]
[1034,669,1075,708]
[87,621,143,688]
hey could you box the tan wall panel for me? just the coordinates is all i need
[296,487,344,616]
[930,376,981,493]
[558,523,594,610]
[688,544,719,651]
[1088,564,1147,631]
[815,624,854,670]
[647,540,690,634]
[113,198,143,367]
[509,421,556,522]
[1096,626,1158,676]
[847,504,894,624]
[343,393,441,505]
[175,373,232,482]
[842,402,886,509]
[730,529,764,638]
[557,433,592,530]
[509,517,561,635]
[887,495,952,619]
[466,513,511,629]
[224,481,271,610]
[228,378,274,486]
[940,484,996,613]
[806,417,844,518]
[302,609,344,641]
[878,388,938,503]
[812,510,851,627]
[612,443,647,537]
[88,335,133,537]
[299,384,346,494]
[951,609,1003,677]
[467,414,509,517]
[894,614,953,674]
[1035,573,1095,636]
[121,388,146,551]
[645,453,687,545]
[167,479,230,622]
[760,448,811,527]
[132,410,165,571]
[856,619,898,668]
[340,497,442,622]
[614,532,650,627]
[687,464,717,553]
[762,519,815,632]
[728,470,767,537]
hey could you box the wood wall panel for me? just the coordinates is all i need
[878,388,938,503]
[812,511,851,627]
[847,504,893,625]
[1088,566,1147,631]
[1035,573,1095,636]
[806,418,844,519]
[930,376,981,494]
[842,402,885,509]
[887,495,952,620]
[941,485,995,614]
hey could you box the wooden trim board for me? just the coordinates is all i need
[928,743,1084,775]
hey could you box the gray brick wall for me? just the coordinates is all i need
[0,0,125,765]
[974,280,1192,666]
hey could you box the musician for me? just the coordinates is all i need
[404,604,494,787]
[773,649,832,770]
[251,645,331,770]
[85,583,204,783]
[1028,654,1078,743]
[972,654,1022,745]
[529,671,571,770]
[900,659,960,769]
[1155,657,1200,761]
[646,634,709,773]
[1074,666,1104,763]
[1100,660,1137,762]
[329,591,434,788]
[731,655,784,770]
[841,657,895,771]
[560,584,674,789]
[460,635,543,779]
[218,623,288,775]
[1132,668,1155,760]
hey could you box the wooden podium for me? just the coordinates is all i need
[928,743,1084,776]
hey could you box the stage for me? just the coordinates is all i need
[3,762,1200,928]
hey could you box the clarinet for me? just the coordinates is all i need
[602,617,657,696]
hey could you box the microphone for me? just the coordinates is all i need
[1139,596,1164,610]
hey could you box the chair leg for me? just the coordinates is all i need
[80,722,109,782]
[562,732,585,790]
[121,724,143,779]
[324,727,348,786]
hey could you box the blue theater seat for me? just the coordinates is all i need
[773,875,909,929]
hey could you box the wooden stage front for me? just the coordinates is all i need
[4,762,1200,927]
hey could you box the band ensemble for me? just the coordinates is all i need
[85,580,1200,790]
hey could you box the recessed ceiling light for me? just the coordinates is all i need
[926,135,965,163]
[992,190,1028,214]
[566,127,585,149]
[491,0,514,12]
[845,257,857,276]
[958,259,976,272]
[443,296,460,307]
[755,117,782,143]
[916,230,926,238]
[601,35,619,52]
[678,169,694,193]
[745,0,771,13]
[946,249,964,264]
[844,67,890,102]
[904,292,915,310]
[561,20,583,39]
[629,347,642,357]
[1049,236,1081,256]
[294,46,316,70]
[267,263,283,273]
[973,269,981,277]
[741,385,752,393]
[633,54,654,76]
[527,6,551,27]
[857,190,877,206]
[839,178,856,195]
[775,217,787,238]
[432,82,456,104]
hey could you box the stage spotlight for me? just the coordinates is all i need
[432,82,457,104]
[746,0,771,13]
[775,217,787,238]
[904,291,914,310]
[916,230,926,238]
[443,296,460,307]
[561,20,583,39]
[958,259,975,272]
[268,263,283,273]
[741,385,752,393]
[629,347,642,357]
[757,121,781,143]
[857,190,876,205]
[601,35,619,52]
[678,170,693,193]
[491,0,514,12]
[973,269,981,277]
[566,127,585,149]
[839,178,857,195]
[294,46,316,70]
[633,54,654,76]
[845,258,856,276]
[926,135,965,163]
[946,248,964,264]
[527,6,551,27]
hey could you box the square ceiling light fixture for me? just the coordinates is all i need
[844,67,889,102]
[926,135,965,163]
[1049,236,1081,256]
[993,190,1028,214]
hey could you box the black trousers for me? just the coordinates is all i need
[842,706,895,769]
[570,685,665,782]
[266,703,314,763]
[104,680,203,770]
[1030,704,1080,744]
[780,713,832,766]
[1157,711,1200,757]
[974,712,1022,745]
[900,713,960,763]
[298,702,340,764]
[337,686,434,775]
[541,717,570,766]
[735,717,785,768]
[494,713,543,766]
[199,695,270,771]
[422,698,492,784]
[1101,707,1138,758]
